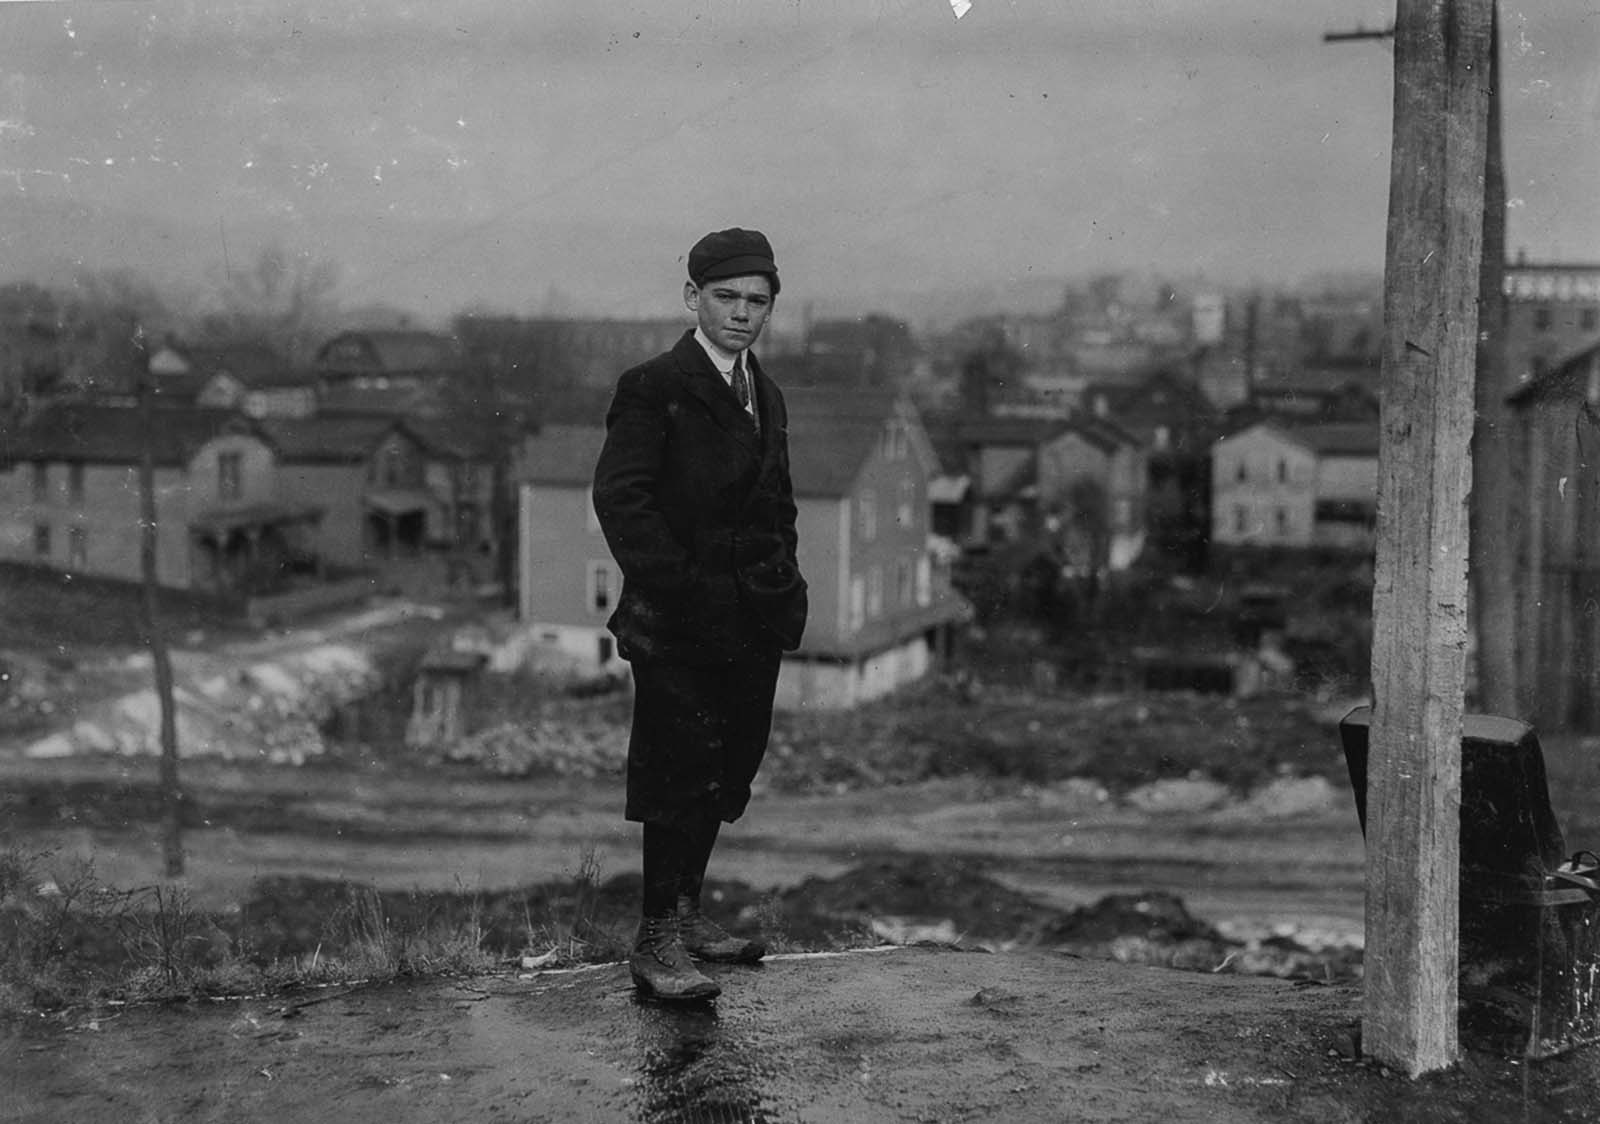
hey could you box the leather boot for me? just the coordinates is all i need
[629,915,721,1000]
[678,896,766,964]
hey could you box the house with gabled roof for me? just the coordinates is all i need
[407,410,515,576]
[1081,367,1220,454]
[1080,367,1221,570]
[313,329,471,407]
[145,342,318,417]
[1037,413,1148,572]
[257,413,426,567]
[515,391,968,708]
[0,397,509,600]
[932,412,1147,570]
[1210,420,1379,550]
[148,341,284,383]
[0,401,322,592]
[259,410,507,584]
[196,368,318,419]
[315,329,467,379]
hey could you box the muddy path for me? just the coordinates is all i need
[6,947,1597,1124]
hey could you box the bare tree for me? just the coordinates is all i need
[956,321,1024,417]
[0,282,64,419]
[202,243,340,364]
[50,270,177,397]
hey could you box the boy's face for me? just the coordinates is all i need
[684,274,774,354]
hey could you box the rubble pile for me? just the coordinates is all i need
[422,676,1343,802]
[20,644,381,764]
[0,650,148,743]
[0,651,60,740]
[439,714,629,778]
[758,681,1344,797]
[769,857,1363,983]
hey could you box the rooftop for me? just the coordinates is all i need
[516,388,920,499]
[0,401,263,467]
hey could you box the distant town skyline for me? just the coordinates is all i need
[0,2,1595,326]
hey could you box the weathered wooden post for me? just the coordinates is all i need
[1468,4,1516,717]
[1364,0,1493,1075]
[137,326,185,878]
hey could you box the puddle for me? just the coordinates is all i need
[630,997,789,1123]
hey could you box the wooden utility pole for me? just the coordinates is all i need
[1364,0,1492,1075]
[136,331,185,878]
[1468,5,1516,717]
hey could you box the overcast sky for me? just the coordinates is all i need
[0,1,1595,323]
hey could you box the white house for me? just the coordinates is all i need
[515,392,968,709]
[1211,421,1379,550]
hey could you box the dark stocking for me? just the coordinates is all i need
[678,817,723,908]
[641,822,690,919]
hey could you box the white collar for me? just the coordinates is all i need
[693,326,741,377]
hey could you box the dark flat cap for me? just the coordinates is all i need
[687,228,780,294]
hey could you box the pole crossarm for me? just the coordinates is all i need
[1323,26,1396,42]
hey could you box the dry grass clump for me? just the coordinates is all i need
[0,843,620,1014]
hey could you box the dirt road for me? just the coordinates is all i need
[4,759,1369,957]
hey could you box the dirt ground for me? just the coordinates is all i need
[5,946,1600,1123]
[5,593,1600,1119]
[5,752,1600,1120]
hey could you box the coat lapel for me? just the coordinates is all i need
[747,355,782,465]
[672,332,761,458]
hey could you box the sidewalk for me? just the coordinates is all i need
[7,945,1569,1124]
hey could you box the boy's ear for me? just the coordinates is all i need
[683,281,700,312]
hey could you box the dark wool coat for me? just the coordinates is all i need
[592,330,808,666]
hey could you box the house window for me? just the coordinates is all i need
[455,502,480,545]
[1584,308,1599,332]
[857,489,878,541]
[1234,506,1248,535]
[1276,459,1287,484]
[33,522,50,558]
[915,556,932,607]
[1235,460,1247,483]
[867,566,884,618]
[1534,307,1553,331]
[68,463,85,504]
[380,443,403,486]
[896,479,916,528]
[1275,508,1289,537]
[218,452,243,502]
[30,462,46,503]
[896,558,913,607]
[67,526,87,570]
[882,422,910,461]
[586,560,614,614]
[849,575,866,631]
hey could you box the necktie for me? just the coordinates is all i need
[732,357,758,432]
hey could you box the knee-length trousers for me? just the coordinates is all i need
[624,651,782,829]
